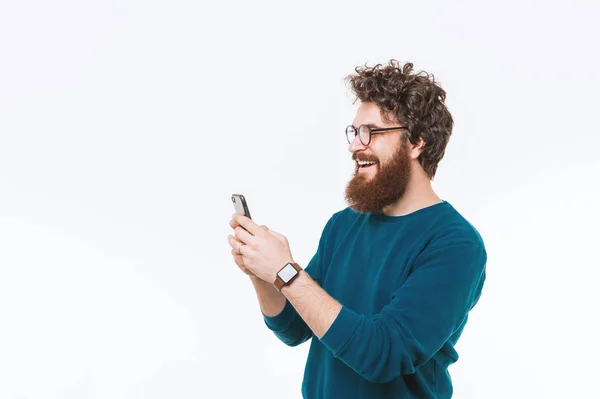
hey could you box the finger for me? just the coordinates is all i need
[232,214,263,236]
[227,234,243,249]
[231,248,242,257]
[234,226,255,246]
[230,219,240,229]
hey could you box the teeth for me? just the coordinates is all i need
[357,161,376,166]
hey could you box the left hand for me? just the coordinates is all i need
[227,214,294,284]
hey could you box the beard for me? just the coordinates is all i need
[344,141,412,214]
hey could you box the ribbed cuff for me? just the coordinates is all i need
[319,305,362,356]
[263,299,297,332]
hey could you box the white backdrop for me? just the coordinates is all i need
[1,0,599,398]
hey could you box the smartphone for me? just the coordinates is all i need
[231,193,252,220]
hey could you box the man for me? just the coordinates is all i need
[227,60,487,399]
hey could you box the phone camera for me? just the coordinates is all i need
[231,196,236,202]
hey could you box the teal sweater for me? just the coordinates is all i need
[263,201,487,399]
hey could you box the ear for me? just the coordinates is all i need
[409,138,427,160]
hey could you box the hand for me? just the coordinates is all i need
[227,213,294,284]
[228,217,257,277]
[229,235,255,277]
[228,217,272,279]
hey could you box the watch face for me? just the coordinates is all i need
[278,263,297,283]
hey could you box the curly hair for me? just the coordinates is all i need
[345,60,454,180]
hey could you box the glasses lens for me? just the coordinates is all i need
[346,125,357,144]
[358,125,371,145]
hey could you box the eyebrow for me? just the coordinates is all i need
[365,123,384,129]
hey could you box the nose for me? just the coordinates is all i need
[348,133,367,153]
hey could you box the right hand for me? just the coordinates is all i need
[228,217,270,278]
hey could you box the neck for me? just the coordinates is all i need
[381,166,442,217]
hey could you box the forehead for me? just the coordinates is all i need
[352,102,395,127]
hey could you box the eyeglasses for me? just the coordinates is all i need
[346,125,408,146]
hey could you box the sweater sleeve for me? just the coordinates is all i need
[318,240,487,383]
[263,213,338,346]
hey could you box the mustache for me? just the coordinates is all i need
[353,156,379,163]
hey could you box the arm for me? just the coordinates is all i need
[261,214,338,346]
[280,270,342,338]
[281,241,487,383]
[260,253,325,346]
[251,275,287,317]
[254,274,314,347]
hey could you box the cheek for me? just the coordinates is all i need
[375,150,393,164]
[371,139,396,162]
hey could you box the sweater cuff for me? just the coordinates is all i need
[263,299,297,332]
[319,305,362,356]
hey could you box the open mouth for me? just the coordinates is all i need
[357,161,378,170]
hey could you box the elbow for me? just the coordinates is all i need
[361,371,398,384]
[287,336,309,347]
[276,329,313,347]
[357,358,416,384]
[359,361,409,384]
[323,309,425,383]
[354,322,419,383]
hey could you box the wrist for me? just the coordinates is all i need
[274,261,303,292]
[250,274,276,290]
[280,271,314,301]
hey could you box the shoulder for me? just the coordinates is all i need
[330,206,363,227]
[423,201,486,252]
[313,207,360,245]
[412,205,487,277]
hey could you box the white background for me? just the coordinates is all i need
[1,0,599,398]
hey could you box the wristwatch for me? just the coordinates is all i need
[273,262,303,291]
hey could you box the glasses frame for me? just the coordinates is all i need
[346,125,409,146]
